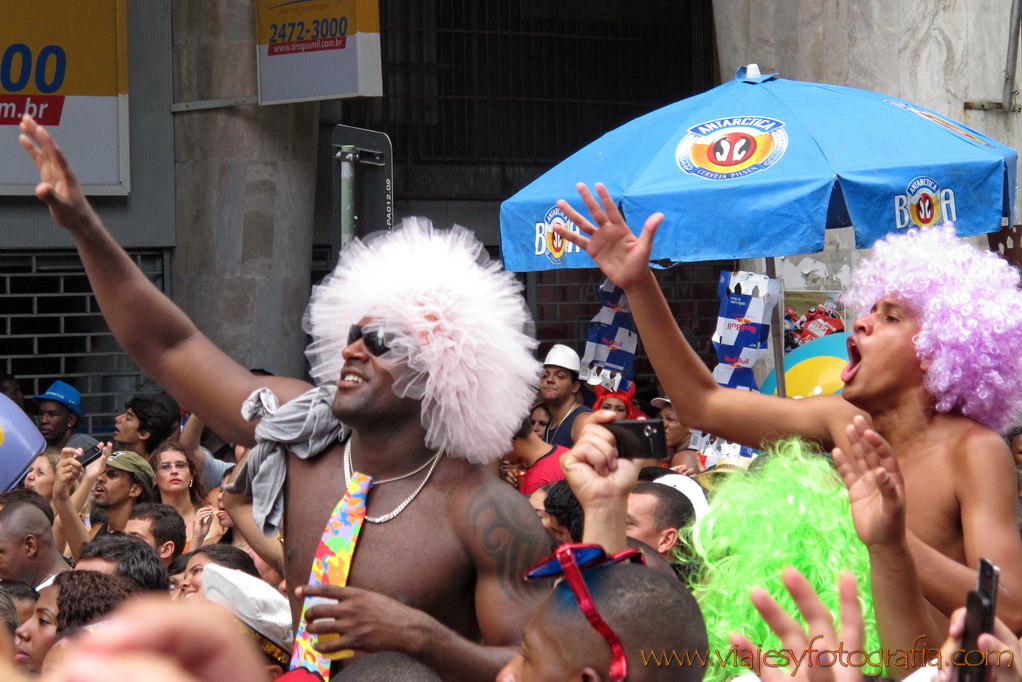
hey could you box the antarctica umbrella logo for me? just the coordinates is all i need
[534,206,580,265]
[894,176,957,229]
[676,116,788,180]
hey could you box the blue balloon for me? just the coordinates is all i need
[0,393,45,492]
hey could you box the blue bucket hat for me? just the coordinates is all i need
[33,380,85,418]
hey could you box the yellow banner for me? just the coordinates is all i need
[1,0,130,194]
[0,0,127,97]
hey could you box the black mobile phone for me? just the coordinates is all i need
[958,589,993,682]
[76,443,104,468]
[604,419,668,461]
[978,557,1000,614]
[957,559,999,682]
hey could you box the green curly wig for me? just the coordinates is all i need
[680,438,880,681]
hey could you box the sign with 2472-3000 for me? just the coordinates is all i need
[0,0,129,195]
[255,0,381,104]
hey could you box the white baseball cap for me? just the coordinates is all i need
[202,563,292,664]
[653,473,709,520]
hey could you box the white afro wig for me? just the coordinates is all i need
[303,218,539,463]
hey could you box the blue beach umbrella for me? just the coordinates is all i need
[500,66,1017,272]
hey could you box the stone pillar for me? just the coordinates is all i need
[714,0,1019,288]
[713,0,1020,382]
[171,1,319,379]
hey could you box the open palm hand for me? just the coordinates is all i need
[18,115,98,230]
[554,183,663,290]
[832,416,906,549]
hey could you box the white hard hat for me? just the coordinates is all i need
[543,344,581,373]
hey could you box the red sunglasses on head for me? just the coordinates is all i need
[525,543,646,682]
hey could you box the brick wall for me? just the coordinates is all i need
[533,260,735,382]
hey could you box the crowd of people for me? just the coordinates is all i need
[2,115,1022,682]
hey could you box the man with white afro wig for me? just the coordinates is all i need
[303,217,540,463]
[555,181,1022,635]
[19,115,553,680]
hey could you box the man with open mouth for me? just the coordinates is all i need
[555,182,1022,642]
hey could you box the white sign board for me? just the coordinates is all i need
[0,0,129,195]
[255,0,382,105]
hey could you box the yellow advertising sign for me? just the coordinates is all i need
[0,0,129,194]
[0,1,127,97]
[254,0,382,104]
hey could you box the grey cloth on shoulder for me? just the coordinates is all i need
[226,385,348,536]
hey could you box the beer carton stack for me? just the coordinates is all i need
[580,279,638,392]
[700,270,780,470]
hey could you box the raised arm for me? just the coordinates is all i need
[832,416,941,674]
[730,567,866,682]
[560,410,640,554]
[52,446,94,560]
[18,116,310,445]
[555,182,854,450]
[177,412,210,478]
[53,447,111,552]
[221,490,284,576]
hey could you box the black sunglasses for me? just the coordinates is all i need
[347,324,391,356]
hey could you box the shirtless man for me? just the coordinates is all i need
[18,115,550,679]
[555,182,1022,633]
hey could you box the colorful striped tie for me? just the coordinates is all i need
[289,472,373,678]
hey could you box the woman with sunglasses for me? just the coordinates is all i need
[151,441,221,550]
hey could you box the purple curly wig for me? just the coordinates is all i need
[841,224,1022,432]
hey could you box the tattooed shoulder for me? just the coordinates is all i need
[460,476,551,604]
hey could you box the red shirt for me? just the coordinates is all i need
[520,445,570,495]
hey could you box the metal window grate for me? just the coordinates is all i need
[0,250,170,438]
[340,0,716,201]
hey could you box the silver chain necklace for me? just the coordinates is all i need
[546,403,579,443]
[343,438,444,523]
